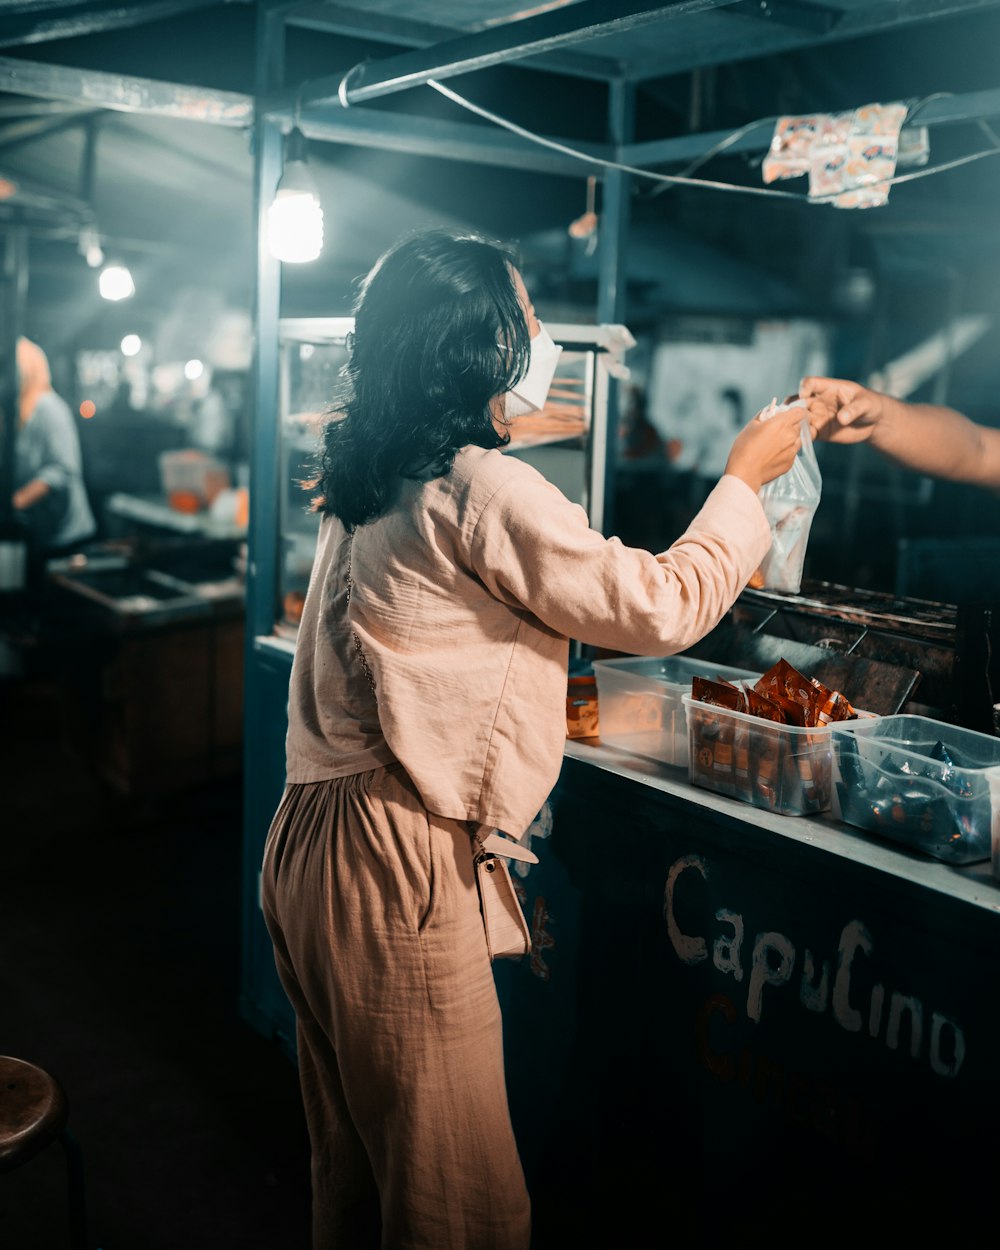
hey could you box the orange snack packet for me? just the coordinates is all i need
[745,687,790,724]
[691,676,747,713]
[754,659,821,725]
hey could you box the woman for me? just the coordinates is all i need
[13,336,96,556]
[261,229,807,1250]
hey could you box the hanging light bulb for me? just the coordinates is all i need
[99,260,135,301]
[78,224,105,268]
[267,126,324,264]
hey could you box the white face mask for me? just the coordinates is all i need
[505,323,562,420]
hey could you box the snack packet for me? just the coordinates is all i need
[762,115,821,183]
[691,675,747,712]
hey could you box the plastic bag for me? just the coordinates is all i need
[752,399,822,594]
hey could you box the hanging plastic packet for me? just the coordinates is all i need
[751,398,821,594]
[764,101,911,210]
[762,115,821,183]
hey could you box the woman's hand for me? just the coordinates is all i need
[723,405,806,494]
[799,376,886,444]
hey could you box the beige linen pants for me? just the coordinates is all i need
[261,764,531,1250]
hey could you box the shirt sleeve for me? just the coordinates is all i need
[32,402,82,492]
[469,468,771,656]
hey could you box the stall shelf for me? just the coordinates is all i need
[103,492,247,542]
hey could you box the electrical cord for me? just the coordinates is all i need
[426,78,1000,206]
[645,116,774,198]
[426,78,808,201]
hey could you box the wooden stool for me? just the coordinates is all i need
[0,1055,88,1249]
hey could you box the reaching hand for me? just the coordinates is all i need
[723,405,806,494]
[799,376,886,444]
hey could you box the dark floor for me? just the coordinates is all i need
[0,675,313,1250]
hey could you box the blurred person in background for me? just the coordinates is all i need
[12,336,95,559]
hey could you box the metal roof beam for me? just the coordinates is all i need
[624,0,1000,81]
[285,1,624,81]
[285,0,742,110]
[0,50,607,175]
[0,105,101,152]
[0,54,253,126]
[727,0,842,35]
[298,103,612,177]
[620,85,1000,168]
[0,0,238,48]
[0,98,88,117]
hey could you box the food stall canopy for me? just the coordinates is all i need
[1,0,1000,343]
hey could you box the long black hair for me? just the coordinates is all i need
[314,228,530,529]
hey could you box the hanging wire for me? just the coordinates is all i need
[645,116,774,198]
[426,78,808,201]
[426,78,1000,206]
[905,90,956,122]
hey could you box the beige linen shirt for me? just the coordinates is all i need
[286,444,771,836]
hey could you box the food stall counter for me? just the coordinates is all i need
[104,490,247,541]
[242,629,1000,1244]
[561,736,1000,912]
[496,728,1000,1247]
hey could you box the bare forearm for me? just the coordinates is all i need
[12,478,51,511]
[872,399,1000,488]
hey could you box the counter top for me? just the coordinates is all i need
[564,737,1000,915]
[253,633,1000,916]
[106,492,247,540]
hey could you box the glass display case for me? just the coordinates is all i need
[272,318,353,637]
[268,317,635,644]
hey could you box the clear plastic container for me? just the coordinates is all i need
[831,714,1000,864]
[593,655,761,768]
[683,694,877,817]
[159,449,230,512]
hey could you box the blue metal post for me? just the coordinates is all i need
[241,0,287,1034]
[596,79,634,538]
[0,226,28,534]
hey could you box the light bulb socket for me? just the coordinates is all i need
[78,225,104,268]
[277,127,319,197]
[276,161,317,196]
[285,125,309,165]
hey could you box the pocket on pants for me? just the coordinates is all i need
[374,766,441,936]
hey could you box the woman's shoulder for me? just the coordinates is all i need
[451,444,548,499]
[30,390,74,429]
[443,444,581,535]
